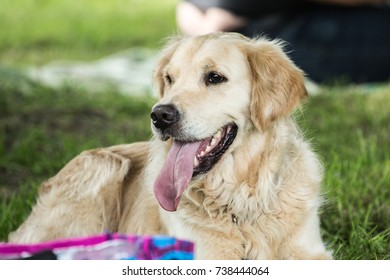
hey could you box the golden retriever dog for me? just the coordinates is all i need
[9,33,332,260]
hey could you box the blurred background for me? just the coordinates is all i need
[0,0,179,94]
[0,0,389,259]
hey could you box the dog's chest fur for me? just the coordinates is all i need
[180,175,302,259]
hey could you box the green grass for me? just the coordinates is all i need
[0,0,178,65]
[300,86,390,260]
[0,0,389,260]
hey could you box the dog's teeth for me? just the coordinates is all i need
[205,145,212,153]
[193,157,199,167]
[210,138,217,146]
[213,130,222,140]
[200,151,205,157]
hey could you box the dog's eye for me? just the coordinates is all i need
[206,72,227,85]
[164,75,172,85]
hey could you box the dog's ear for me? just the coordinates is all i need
[245,39,307,131]
[153,36,183,98]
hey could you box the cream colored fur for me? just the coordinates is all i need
[9,33,332,260]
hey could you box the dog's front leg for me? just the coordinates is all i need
[192,233,245,260]
[160,210,245,260]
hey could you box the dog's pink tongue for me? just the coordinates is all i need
[154,141,201,212]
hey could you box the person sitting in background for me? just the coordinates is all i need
[176,0,390,83]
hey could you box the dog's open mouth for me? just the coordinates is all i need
[154,123,238,212]
[193,124,238,176]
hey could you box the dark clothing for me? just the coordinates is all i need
[186,0,390,83]
[22,250,58,260]
[187,0,307,17]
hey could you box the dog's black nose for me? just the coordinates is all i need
[150,104,179,131]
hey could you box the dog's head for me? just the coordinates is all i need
[151,33,307,211]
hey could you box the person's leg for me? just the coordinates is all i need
[176,1,246,36]
[241,5,390,83]
[176,1,208,36]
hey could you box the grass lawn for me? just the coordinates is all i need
[0,0,178,66]
[0,0,389,260]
